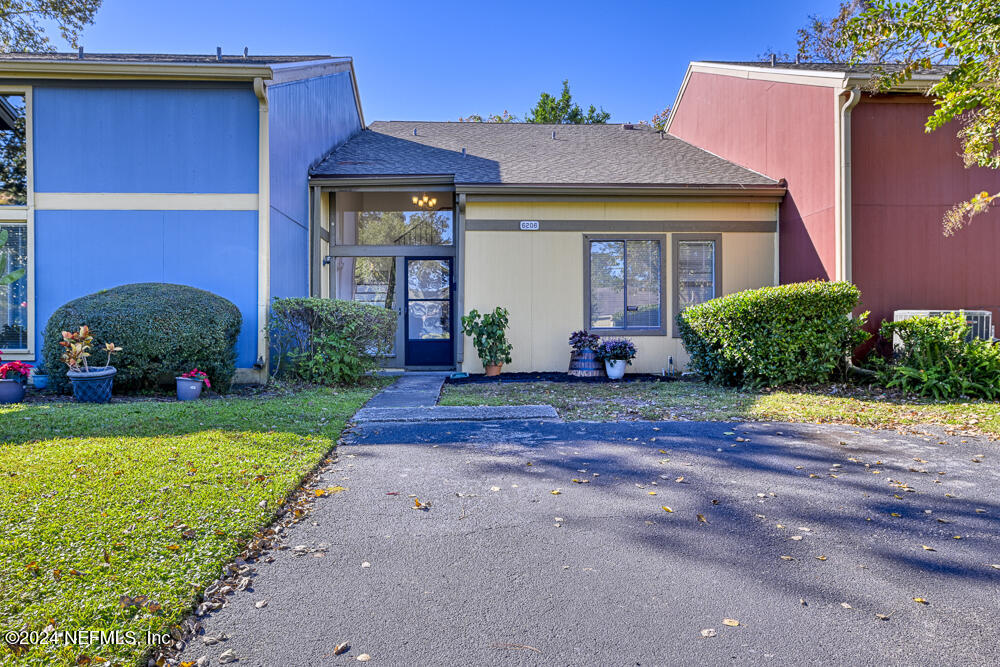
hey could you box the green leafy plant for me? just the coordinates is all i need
[268,298,396,385]
[0,229,25,286]
[461,307,513,367]
[677,281,868,388]
[594,338,637,364]
[44,284,241,393]
[568,330,600,354]
[878,313,1000,400]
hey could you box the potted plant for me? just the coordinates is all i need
[0,358,31,404]
[460,307,513,377]
[176,368,210,401]
[31,360,48,390]
[567,330,602,377]
[594,337,637,380]
[60,326,122,403]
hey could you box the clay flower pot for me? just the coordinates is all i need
[485,363,503,377]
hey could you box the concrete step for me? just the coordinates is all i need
[352,405,559,423]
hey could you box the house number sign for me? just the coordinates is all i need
[519,220,540,230]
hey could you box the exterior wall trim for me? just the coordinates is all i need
[466,219,777,233]
[33,193,258,210]
[254,76,270,381]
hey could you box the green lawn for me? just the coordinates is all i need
[439,380,1000,436]
[0,382,388,666]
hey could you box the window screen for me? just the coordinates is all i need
[677,240,717,310]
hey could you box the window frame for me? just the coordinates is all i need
[672,233,723,338]
[583,234,667,337]
[0,84,33,359]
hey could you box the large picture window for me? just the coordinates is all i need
[672,234,722,336]
[586,236,665,334]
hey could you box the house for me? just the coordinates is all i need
[666,61,1000,332]
[309,122,784,373]
[0,51,364,381]
[3,52,988,379]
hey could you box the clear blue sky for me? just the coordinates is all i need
[78,0,842,124]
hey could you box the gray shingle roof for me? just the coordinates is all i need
[312,121,778,187]
[704,61,955,77]
[0,52,333,65]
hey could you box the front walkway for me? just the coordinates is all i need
[354,374,557,422]
[180,418,999,666]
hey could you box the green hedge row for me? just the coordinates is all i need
[677,281,866,387]
[43,283,242,393]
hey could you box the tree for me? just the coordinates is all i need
[839,0,1000,234]
[638,106,671,132]
[0,0,102,52]
[796,1,872,62]
[459,110,518,123]
[525,79,610,124]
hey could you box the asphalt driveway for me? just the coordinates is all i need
[182,420,999,666]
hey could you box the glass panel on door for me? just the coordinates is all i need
[404,258,453,366]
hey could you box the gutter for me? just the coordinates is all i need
[836,87,861,282]
[253,77,271,380]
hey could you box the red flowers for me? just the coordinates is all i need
[0,360,32,380]
[181,368,211,389]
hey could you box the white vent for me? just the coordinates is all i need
[892,309,994,342]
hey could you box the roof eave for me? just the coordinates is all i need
[454,183,785,198]
[0,57,353,82]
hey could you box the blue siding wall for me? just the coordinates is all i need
[30,83,260,367]
[33,84,258,193]
[34,211,258,366]
[268,71,361,297]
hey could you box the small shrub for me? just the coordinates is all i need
[268,297,396,384]
[677,281,867,387]
[43,283,242,393]
[878,313,1000,399]
[460,307,513,367]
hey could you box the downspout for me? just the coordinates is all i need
[837,86,861,283]
[254,77,271,381]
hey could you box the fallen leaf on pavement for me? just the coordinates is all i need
[780,556,795,561]
[255,600,267,609]
[550,490,561,495]
[700,628,717,638]
[875,612,894,621]
[815,555,828,561]
[697,514,708,524]
[334,642,349,655]
[661,506,673,513]
[913,597,929,605]
[841,602,852,609]
[357,654,371,662]
[722,618,740,627]
[922,545,935,551]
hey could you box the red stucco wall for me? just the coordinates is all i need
[669,71,837,282]
[851,95,1000,329]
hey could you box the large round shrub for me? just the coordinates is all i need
[43,283,242,393]
[677,281,867,388]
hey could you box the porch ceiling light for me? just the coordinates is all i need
[412,193,437,208]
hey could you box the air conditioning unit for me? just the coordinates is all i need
[892,309,995,344]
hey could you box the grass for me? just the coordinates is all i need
[439,380,1000,436]
[0,381,389,666]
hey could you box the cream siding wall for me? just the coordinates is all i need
[461,201,777,374]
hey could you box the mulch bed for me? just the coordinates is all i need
[445,371,683,385]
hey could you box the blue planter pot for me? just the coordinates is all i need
[67,367,116,403]
[32,374,48,390]
[0,378,26,404]
[175,377,204,401]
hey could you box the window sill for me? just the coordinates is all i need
[590,328,667,337]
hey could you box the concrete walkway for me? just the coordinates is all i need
[354,374,557,422]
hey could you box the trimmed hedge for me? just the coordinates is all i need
[43,283,242,393]
[268,297,396,384]
[677,281,867,387]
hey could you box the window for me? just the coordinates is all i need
[586,237,664,334]
[672,234,722,336]
[0,89,29,354]
[335,191,454,246]
[0,223,27,349]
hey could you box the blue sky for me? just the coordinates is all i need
[79,0,842,124]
